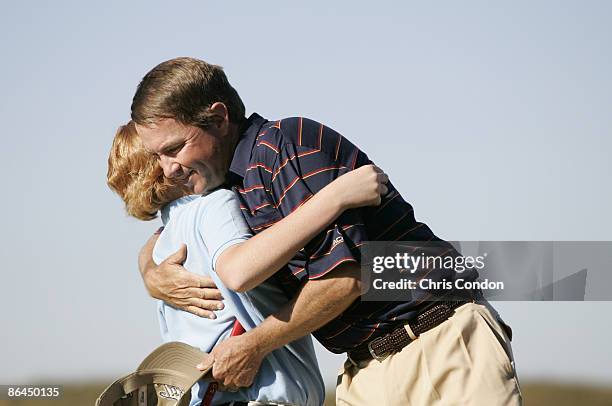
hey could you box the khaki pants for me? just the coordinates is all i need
[336,302,522,406]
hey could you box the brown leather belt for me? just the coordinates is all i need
[348,299,474,364]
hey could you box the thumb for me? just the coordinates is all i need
[196,354,215,371]
[167,244,187,265]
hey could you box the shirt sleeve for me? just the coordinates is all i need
[269,141,370,280]
[198,189,253,271]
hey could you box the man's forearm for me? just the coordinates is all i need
[138,233,159,276]
[138,233,160,296]
[243,261,362,354]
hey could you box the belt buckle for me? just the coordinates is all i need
[367,336,389,362]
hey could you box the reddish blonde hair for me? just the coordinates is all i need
[106,121,186,221]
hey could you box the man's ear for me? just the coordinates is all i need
[209,102,229,130]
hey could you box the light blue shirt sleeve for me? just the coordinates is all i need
[198,189,252,270]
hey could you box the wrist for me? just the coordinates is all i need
[318,185,345,216]
[142,266,161,298]
[243,327,275,355]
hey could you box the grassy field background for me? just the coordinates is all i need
[1,381,611,406]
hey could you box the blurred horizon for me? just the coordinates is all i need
[2,382,612,406]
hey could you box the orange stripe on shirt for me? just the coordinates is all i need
[355,322,382,346]
[323,323,353,340]
[374,209,413,239]
[373,191,399,214]
[252,218,281,231]
[321,224,365,237]
[309,257,356,279]
[290,193,314,213]
[276,165,345,206]
[318,123,324,149]
[298,116,303,146]
[302,165,345,180]
[272,149,321,182]
[246,163,274,174]
[292,267,306,277]
[393,221,423,241]
[350,148,358,170]
[257,140,279,153]
[237,184,266,194]
[274,176,302,207]
[251,202,272,213]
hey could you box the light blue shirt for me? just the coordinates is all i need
[153,189,324,406]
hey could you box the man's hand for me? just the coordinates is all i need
[197,333,265,388]
[196,262,362,388]
[138,234,224,318]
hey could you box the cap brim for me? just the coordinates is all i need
[137,342,213,385]
[96,369,198,406]
[96,342,214,406]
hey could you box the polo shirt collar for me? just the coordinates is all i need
[229,112,267,179]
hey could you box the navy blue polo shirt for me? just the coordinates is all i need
[227,113,478,353]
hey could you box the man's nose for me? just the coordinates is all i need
[159,156,182,179]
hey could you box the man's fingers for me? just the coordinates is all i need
[184,287,222,301]
[211,363,223,382]
[179,274,222,300]
[183,285,223,301]
[372,164,384,174]
[185,305,216,319]
[379,184,389,196]
[378,172,389,184]
[182,273,220,294]
[217,384,239,392]
[196,354,214,371]
[167,244,188,265]
[237,374,255,388]
[195,275,219,289]
[188,297,224,311]
[201,287,223,300]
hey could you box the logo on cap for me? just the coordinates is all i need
[156,384,184,401]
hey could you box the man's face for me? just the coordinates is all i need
[136,118,230,194]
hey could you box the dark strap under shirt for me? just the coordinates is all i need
[227,113,479,354]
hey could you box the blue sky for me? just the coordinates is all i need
[1,0,611,389]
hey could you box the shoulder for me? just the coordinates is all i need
[203,188,237,201]
[185,189,246,232]
[252,116,347,160]
[193,188,240,212]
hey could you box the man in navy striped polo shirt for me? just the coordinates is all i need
[133,58,522,405]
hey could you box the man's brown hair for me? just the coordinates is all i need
[106,121,187,221]
[131,57,246,129]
